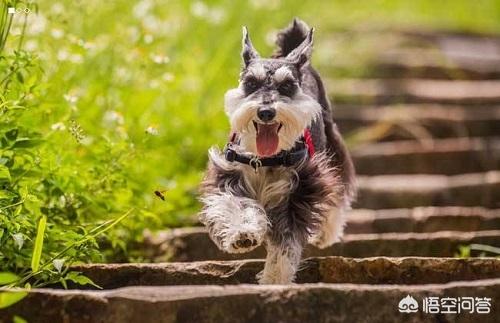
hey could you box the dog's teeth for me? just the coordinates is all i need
[253,121,259,133]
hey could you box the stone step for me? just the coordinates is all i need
[356,171,500,209]
[335,104,500,139]
[374,48,500,80]
[142,228,500,262]
[323,29,500,80]
[327,79,500,105]
[352,137,500,175]
[68,257,500,289]
[346,207,500,234]
[2,280,499,323]
[184,207,500,235]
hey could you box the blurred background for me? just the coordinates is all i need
[1,0,500,282]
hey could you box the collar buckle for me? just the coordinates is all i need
[249,156,262,172]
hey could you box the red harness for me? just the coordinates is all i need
[303,128,315,157]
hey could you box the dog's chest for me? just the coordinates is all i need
[242,167,294,209]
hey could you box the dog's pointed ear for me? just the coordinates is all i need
[241,26,260,67]
[285,27,314,69]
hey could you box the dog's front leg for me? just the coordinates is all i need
[258,237,303,284]
[200,193,268,254]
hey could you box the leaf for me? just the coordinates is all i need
[12,138,44,148]
[31,216,47,272]
[16,72,24,84]
[65,271,101,289]
[0,190,15,200]
[0,272,20,285]
[13,315,28,323]
[0,291,27,309]
[59,278,68,289]
[0,165,11,182]
[5,129,18,141]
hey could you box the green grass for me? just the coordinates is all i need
[1,0,500,278]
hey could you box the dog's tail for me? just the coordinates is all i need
[273,18,311,58]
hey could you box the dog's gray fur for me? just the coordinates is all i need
[199,18,356,284]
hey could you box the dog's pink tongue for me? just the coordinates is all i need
[256,124,279,157]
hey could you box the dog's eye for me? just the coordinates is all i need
[278,80,296,97]
[243,78,261,94]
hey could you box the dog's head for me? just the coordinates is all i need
[224,27,322,157]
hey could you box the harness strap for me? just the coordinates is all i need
[303,128,315,156]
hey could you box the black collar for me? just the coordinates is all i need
[223,141,309,171]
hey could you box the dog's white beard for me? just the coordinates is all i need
[224,88,321,155]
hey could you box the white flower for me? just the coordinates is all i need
[103,110,125,125]
[28,14,47,34]
[162,72,174,82]
[57,49,69,61]
[59,195,66,207]
[149,79,161,89]
[133,0,152,19]
[51,3,65,14]
[145,126,159,136]
[69,54,83,64]
[24,40,38,51]
[64,93,78,104]
[51,28,64,39]
[51,122,66,131]
[190,1,226,24]
[12,233,24,250]
[53,259,65,273]
[265,29,278,46]
[144,34,154,44]
[191,1,208,17]
[143,15,160,31]
[80,136,94,146]
[150,54,170,64]
[207,7,226,25]
[114,67,132,82]
[250,0,281,9]
[83,41,96,51]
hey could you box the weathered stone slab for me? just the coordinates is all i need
[346,207,500,234]
[68,257,500,289]
[375,48,500,80]
[142,228,500,262]
[356,171,500,209]
[328,79,500,105]
[188,207,500,235]
[352,137,500,175]
[335,104,500,139]
[2,280,499,323]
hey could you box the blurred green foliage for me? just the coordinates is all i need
[1,0,500,283]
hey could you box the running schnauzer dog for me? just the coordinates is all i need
[199,18,356,284]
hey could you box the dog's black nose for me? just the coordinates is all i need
[257,107,276,122]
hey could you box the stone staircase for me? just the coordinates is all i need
[2,30,500,323]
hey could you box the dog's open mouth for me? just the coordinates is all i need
[253,121,282,157]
